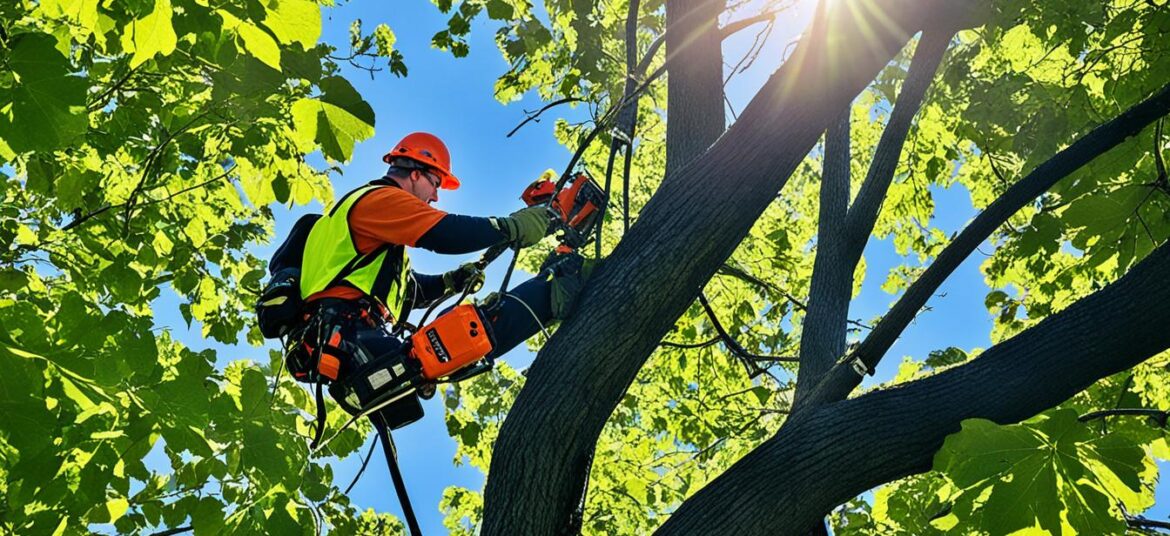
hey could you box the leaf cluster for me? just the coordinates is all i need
[0,0,401,533]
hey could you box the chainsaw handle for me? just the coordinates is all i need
[475,243,510,271]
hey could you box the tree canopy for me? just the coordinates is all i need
[2,0,1170,534]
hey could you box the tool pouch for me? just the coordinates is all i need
[328,334,425,430]
[256,267,304,339]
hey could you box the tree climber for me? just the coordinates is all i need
[286,131,589,430]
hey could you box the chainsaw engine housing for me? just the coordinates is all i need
[410,304,495,380]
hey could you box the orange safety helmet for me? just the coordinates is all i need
[382,132,460,190]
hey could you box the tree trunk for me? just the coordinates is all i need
[657,240,1170,534]
[480,2,978,534]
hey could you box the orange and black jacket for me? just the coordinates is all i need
[309,179,508,309]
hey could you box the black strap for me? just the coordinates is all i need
[374,414,422,536]
[310,381,327,450]
[324,243,393,292]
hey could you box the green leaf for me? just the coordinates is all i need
[0,33,88,153]
[749,386,771,405]
[290,76,375,162]
[105,497,129,523]
[485,0,514,20]
[924,347,968,368]
[191,496,225,534]
[262,0,321,49]
[120,0,178,68]
[41,0,102,37]
[1063,187,1145,228]
[934,409,1144,535]
[220,9,282,71]
[0,269,29,293]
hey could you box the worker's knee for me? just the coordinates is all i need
[543,252,598,320]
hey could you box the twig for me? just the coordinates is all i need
[1128,516,1170,532]
[1078,408,1170,426]
[698,293,798,363]
[723,20,775,87]
[720,7,786,39]
[724,94,739,121]
[148,527,193,536]
[1155,118,1167,187]
[122,109,217,230]
[61,203,114,230]
[987,153,1010,194]
[506,97,584,137]
[560,61,667,179]
[344,435,380,495]
[89,64,139,111]
[635,32,666,78]
[62,164,236,231]
[661,337,720,350]
[137,164,237,209]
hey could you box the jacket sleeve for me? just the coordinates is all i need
[407,270,449,310]
[415,213,509,254]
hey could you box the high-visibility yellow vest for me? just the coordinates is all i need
[300,185,412,319]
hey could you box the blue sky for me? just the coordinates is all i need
[149,1,1167,532]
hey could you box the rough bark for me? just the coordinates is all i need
[657,240,1170,535]
[480,2,978,534]
[801,80,1170,409]
[664,0,726,177]
[842,28,952,265]
[794,26,952,408]
[792,109,853,404]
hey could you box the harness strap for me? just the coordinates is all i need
[310,381,327,450]
[374,414,423,536]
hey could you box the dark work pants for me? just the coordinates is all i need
[478,274,554,359]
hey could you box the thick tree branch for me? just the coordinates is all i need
[800,81,1170,409]
[663,0,726,178]
[658,240,1170,534]
[793,108,853,403]
[481,2,979,534]
[842,28,952,265]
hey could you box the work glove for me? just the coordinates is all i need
[442,262,485,295]
[496,206,552,248]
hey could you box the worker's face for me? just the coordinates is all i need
[407,169,441,204]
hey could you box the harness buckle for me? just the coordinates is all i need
[849,356,870,377]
